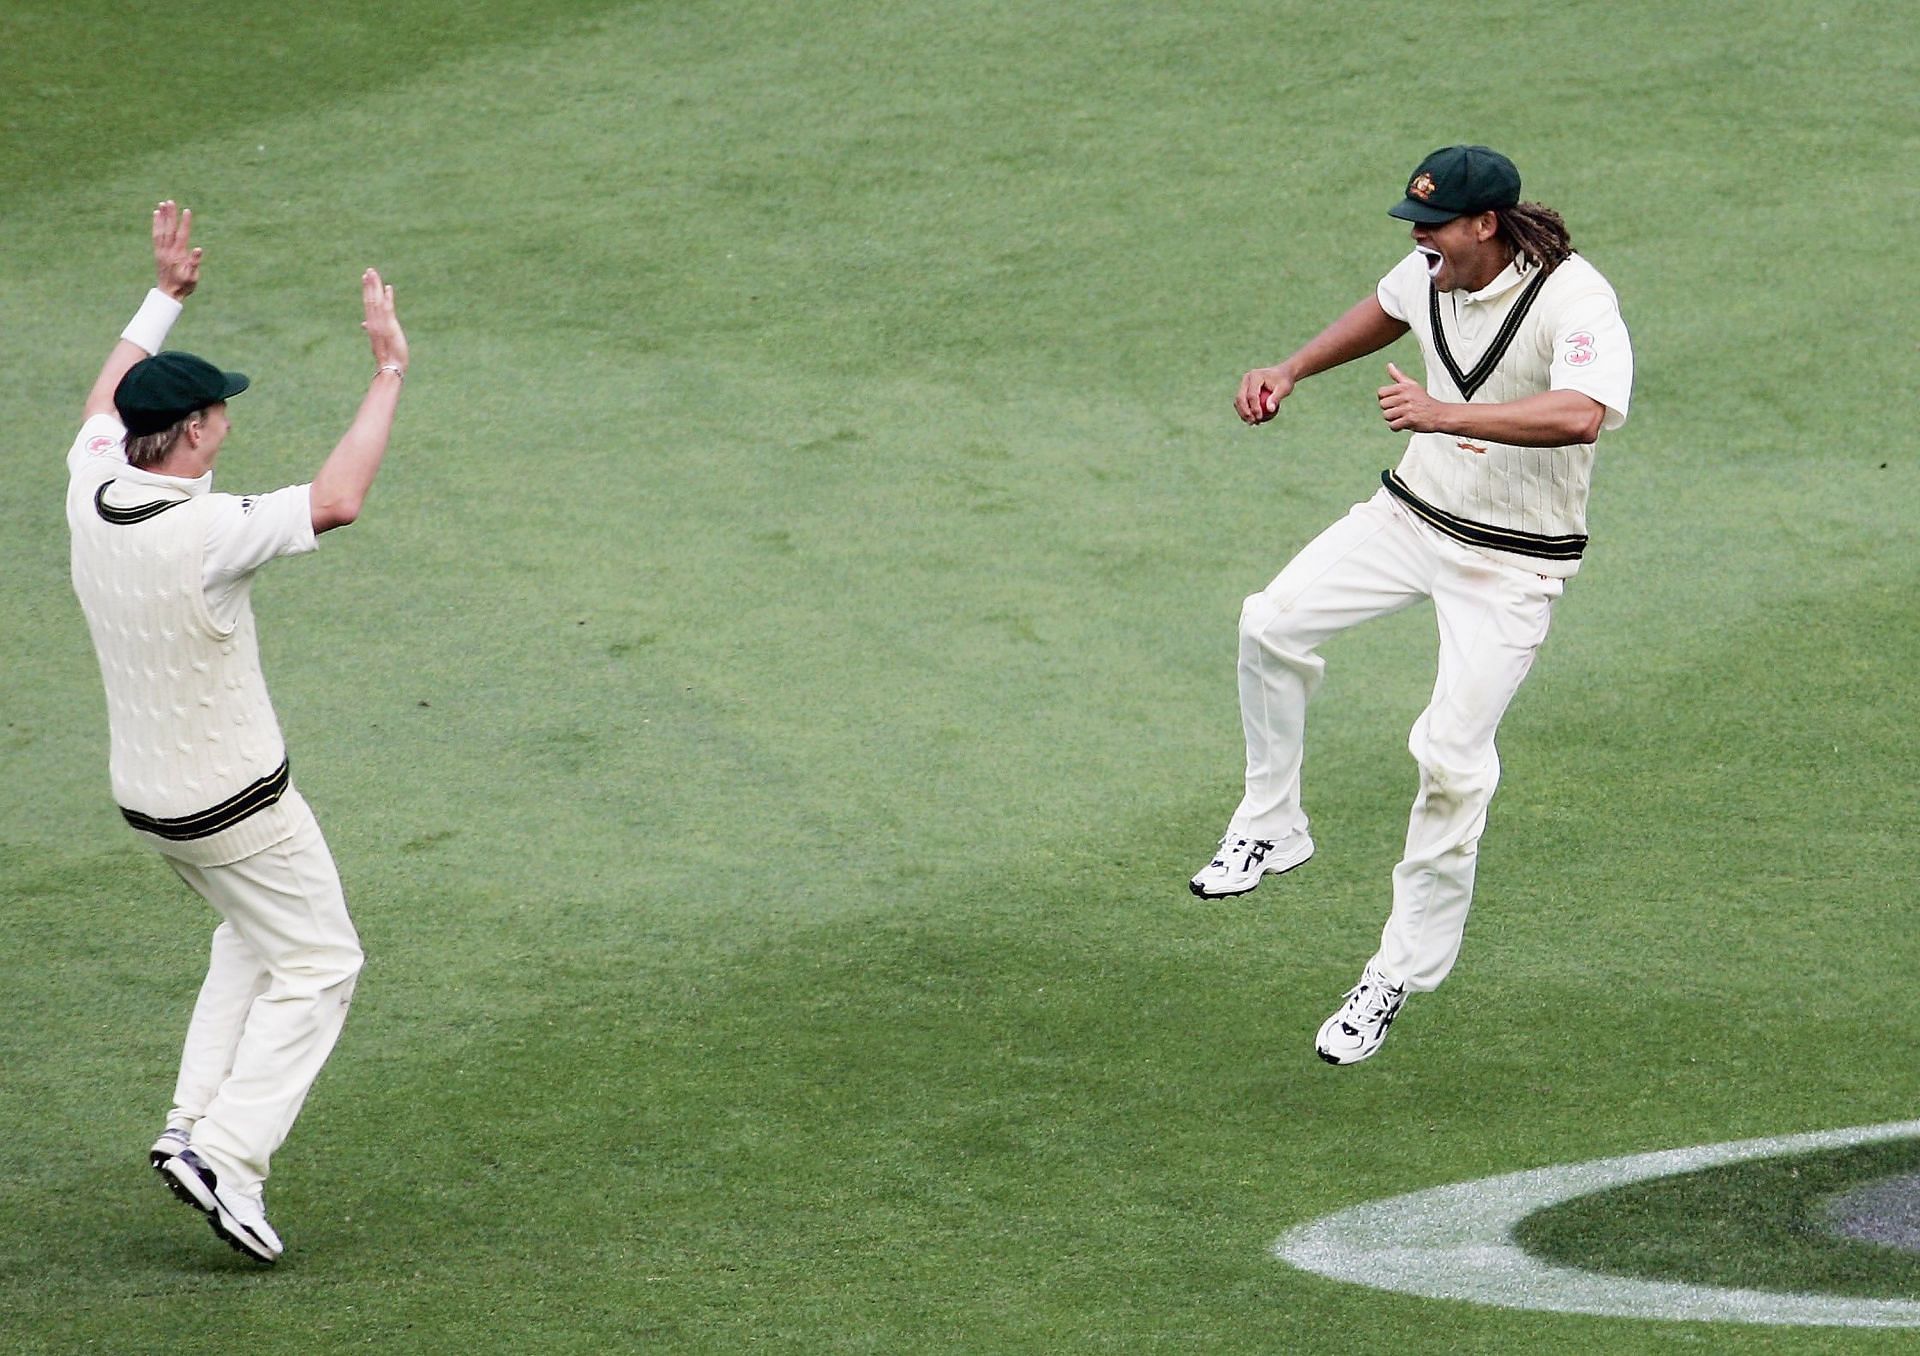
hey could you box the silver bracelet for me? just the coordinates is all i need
[376,363,404,382]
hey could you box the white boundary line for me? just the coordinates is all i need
[1274,1119,1920,1327]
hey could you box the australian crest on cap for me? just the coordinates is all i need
[1408,171,1437,201]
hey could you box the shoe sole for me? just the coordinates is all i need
[160,1154,280,1263]
[1315,1030,1388,1065]
[1187,847,1314,899]
[159,1153,218,1213]
[1316,1043,1377,1066]
[208,1204,282,1264]
[148,1134,189,1172]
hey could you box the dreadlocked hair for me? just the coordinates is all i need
[1494,201,1574,274]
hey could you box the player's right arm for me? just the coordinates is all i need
[309,269,410,534]
[83,201,201,422]
[1236,296,1409,425]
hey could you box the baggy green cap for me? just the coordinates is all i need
[115,350,250,436]
[1388,145,1522,224]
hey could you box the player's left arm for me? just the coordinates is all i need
[1378,372,1606,446]
[1377,289,1632,447]
[83,201,202,422]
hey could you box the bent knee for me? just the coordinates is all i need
[280,944,364,995]
[332,946,366,993]
[1239,590,1306,647]
[1413,746,1498,804]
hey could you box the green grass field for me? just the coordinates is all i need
[3,1,1917,1350]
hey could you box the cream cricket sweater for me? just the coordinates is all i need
[1376,251,1634,577]
[69,473,300,866]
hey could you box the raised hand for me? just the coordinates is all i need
[360,268,408,376]
[153,201,202,301]
[311,269,411,531]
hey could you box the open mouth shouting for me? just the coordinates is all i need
[1416,244,1444,279]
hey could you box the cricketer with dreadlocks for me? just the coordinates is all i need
[1188,145,1633,1065]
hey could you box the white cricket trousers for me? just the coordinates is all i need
[163,794,362,1195]
[1233,488,1563,992]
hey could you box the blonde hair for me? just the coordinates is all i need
[123,412,201,469]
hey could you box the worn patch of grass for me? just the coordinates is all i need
[1516,1140,1920,1300]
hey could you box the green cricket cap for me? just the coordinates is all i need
[1388,145,1522,224]
[115,350,250,436]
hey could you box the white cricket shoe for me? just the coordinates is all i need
[1315,962,1408,1065]
[160,1148,284,1263]
[148,1126,191,1171]
[1188,831,1314,898]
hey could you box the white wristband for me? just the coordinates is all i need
[121,288,183,355]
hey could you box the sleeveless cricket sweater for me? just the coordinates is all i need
[1383,253,1628,578]
[69,476,300,866]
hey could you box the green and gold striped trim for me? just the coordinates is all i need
[121,758,290,841]
[94,479,189,525]
[1382,470,1587,561]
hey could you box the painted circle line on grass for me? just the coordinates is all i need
[1274,1118,1920,1327]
